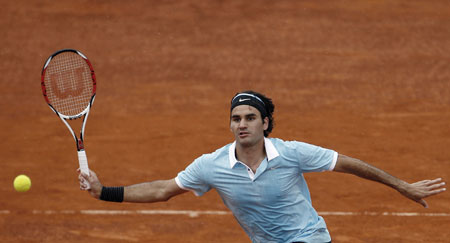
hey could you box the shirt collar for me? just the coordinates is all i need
[228,137,280,168]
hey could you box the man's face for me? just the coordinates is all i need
[230,105,269,147]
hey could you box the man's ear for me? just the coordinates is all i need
[263,117,269,130]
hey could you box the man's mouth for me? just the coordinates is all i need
[239,131,249,138]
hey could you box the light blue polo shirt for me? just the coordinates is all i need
[175,137,338,243]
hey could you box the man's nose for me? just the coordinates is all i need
[239,120,247,128]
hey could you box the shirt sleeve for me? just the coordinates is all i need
[293,142,338,173]
[175,156,211,196]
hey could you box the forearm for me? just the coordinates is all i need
[333,154,446,207]
[123,180,175,203]
[80,169,187,204]
[334,154,408,192]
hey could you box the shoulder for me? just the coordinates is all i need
[269,137,328,157]
[183,143,231,181]
[269,137,336,171]
[180,143,231,176]
[269,137,309,150]
[196,143,231,164]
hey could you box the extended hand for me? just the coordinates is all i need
[400,178,446,208]
[77,169,103,199]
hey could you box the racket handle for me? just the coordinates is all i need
[78,150,91,190]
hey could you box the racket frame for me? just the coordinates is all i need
[41,49,97,189]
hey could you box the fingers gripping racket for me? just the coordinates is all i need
[41,49,96,189]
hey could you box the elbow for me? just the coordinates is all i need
[158,192,173,202]
[155,183,180,202]
[143,179,184,203]
[153,188,171,202]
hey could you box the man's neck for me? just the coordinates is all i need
[235,138,266,172]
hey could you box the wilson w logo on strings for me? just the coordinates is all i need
[50,67,86,99]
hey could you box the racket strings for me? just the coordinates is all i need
[44,52,94,117]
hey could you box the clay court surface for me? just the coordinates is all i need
[1,0,450,242]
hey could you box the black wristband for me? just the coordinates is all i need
[100,186,124,202]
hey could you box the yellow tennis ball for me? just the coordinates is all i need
[14,175,31,192]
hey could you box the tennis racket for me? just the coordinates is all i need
[41,49,97,190]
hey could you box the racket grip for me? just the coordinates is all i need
[78,150,91,190]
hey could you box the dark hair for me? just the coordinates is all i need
[232,90,275,137]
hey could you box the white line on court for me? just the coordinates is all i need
[1,210,449,218]
[318,211,450,217]
[82,210,231,217]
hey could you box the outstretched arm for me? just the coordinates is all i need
[333,154,446,208]
[78,169,188,203]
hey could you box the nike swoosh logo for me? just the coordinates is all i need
[239,98,250,102]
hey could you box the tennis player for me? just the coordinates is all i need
[79,90,446,243]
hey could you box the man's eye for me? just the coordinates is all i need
[248,117,255,121]
[232,118,241,122]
